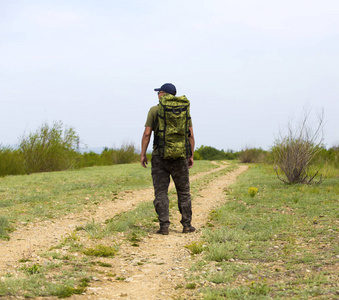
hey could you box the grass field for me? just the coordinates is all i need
[0,160,218,234]
[0,160,220,298]
[187,164,339,299]
[0,161,338,298]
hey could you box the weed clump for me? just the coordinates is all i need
[22,263,41,275]
[186,283,197,289]
[0,216,11,240]
[52,285,84,298]
[248,187,258,198]
[83,244,117,257]
[185,241,205,255]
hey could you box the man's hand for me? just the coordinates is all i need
[188,156,194,169]
[141,127,152,168]
[188,127,195,169]
[141,154,148,168]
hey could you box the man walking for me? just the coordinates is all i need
[141,83,195,235]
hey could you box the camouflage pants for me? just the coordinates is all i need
[151,155,192,228]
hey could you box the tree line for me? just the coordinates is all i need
[1,114,338,185]
[0,121,139,177]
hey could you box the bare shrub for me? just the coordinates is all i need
[273,109,324,184]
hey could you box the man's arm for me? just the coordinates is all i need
[141,126,152,168]
[188,126,195,168]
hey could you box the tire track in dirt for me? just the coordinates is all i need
[0,162,232,276]
[69,164,248,300]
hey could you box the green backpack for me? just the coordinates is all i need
[155,94,191,159]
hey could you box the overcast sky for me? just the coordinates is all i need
[1,0,338,152]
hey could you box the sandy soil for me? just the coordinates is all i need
[0,163,248,299]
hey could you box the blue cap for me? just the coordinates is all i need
[154,83,176,96]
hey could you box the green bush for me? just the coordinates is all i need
[238,147,269,163]
[111,144,139,164]
[1,136,140,176]
[19,121,79,174]
[313,146,339,169]
[76,151,102,168]
[193,151,202,160]
[77,145,139,168]
[194,145,237,160]
[0,146,25,177]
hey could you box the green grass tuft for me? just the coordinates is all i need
[0,216,11,240]
[83,244,118,257]
[185,283,197,289]
[185,241,205,255]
